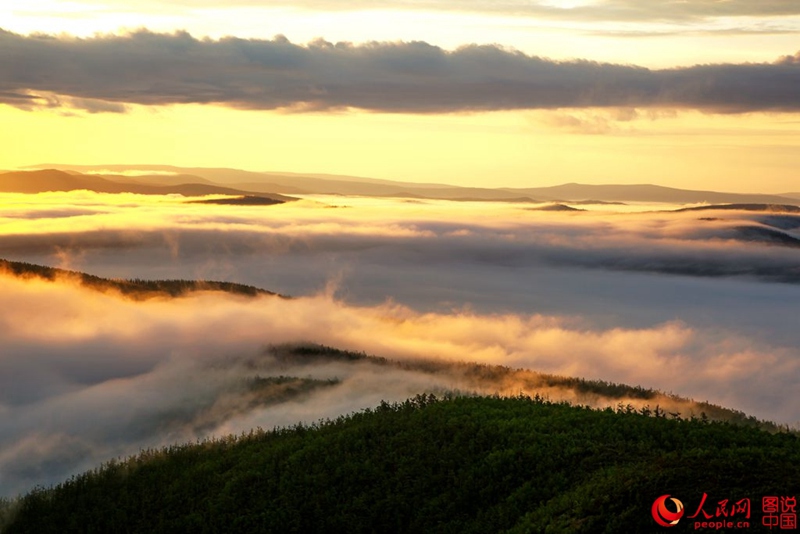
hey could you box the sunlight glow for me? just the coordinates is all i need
[3,103,800,193]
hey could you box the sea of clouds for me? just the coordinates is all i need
[1,191,799,496]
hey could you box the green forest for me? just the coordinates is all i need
[2,395,798,533]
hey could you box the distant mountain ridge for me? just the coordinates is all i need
[0,169,292,202]
[26,164,800,205]
[504,182,798,205]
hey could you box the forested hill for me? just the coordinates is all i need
[0,259,283,299]
[2,395,798,533]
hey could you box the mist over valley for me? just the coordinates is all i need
[1,169,799,500]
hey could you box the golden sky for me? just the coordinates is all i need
[2,1,800,192]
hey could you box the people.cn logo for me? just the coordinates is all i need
[652,495,685,527]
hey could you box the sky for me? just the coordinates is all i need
[2,0,800,192]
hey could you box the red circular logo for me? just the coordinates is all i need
[652,495,685,527]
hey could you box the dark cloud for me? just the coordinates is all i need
[1,28,799,113]
[0,91,37,103]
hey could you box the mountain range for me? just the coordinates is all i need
[0,169,291,201]
[4,165,798,205]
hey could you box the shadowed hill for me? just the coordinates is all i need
[0,169,105,193]
[188,195,286,206]
[675,203,800,213]
[683,206,800,248]
[2,395,798,533]
[506,183,799,204]
[526,203,584,212]
[266,343,784,432]
[0,258,285,299]
[96,172,218,186]
[0,169,293,202]
[732,225,800,248]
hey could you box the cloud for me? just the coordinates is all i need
[0,89,128,113]
[1,192,800,496]
[3,192,800,286]
[1,29,799,114]
[54,0,800,23]
[777,51,800,65]
[536,107,642,134]
[0,269,798,497]
[3,192,800,303]
[527,0,800,22]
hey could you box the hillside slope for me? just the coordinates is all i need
[0,258,284,299]
[2,395,798,533]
